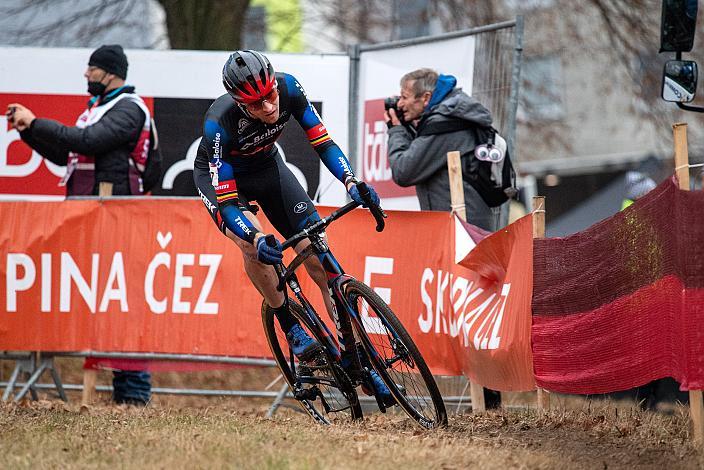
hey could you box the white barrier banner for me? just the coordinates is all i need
[0,47,350,204]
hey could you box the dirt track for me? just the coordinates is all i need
[1,398,701,470]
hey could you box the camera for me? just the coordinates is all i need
[384,96,406,124]
[384,96,399,112]
[6,106,16,124]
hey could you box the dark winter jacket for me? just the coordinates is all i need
[387,78,498,231]
[19,86,146,196]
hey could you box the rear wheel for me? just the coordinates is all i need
[262,299,362,424]
[344,280,447,428]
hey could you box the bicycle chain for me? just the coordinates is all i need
[296,351,358,407]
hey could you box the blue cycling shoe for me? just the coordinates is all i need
[363,369,396,408]
[286,324,321,360]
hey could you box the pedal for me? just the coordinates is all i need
[300,351,326,370]
[298,346,325,365]
[374,392,388,413]
[293,385,320,401]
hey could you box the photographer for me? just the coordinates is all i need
[385,68,500,232]
[385,68,502,408]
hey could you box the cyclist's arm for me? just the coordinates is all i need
[287,74,356,187]
[204,119,260,244]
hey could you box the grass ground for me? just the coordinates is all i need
[1,358,701,469]
[1,397,701,469]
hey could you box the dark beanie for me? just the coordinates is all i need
[88,45,128,79]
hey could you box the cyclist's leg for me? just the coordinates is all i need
[195,155,317,357]
[237,211,285,309]
[251,155,336,321]
[193,158,284,311]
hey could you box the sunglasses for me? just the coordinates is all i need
[242,88,279,111]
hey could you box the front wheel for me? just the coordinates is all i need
[262,299,362,424]
[344,280,447,428]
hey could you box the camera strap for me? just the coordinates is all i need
[417,119,497,139]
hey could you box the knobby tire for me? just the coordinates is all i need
[262,299,362,424]
[344,280,448,428]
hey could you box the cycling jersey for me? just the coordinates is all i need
[194,72,355,243]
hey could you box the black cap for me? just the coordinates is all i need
[88,45,128,79]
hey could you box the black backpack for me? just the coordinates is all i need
[140,118,163,193]
[418,119,517,207]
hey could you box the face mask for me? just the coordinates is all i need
[87,81,107,97]
[87,70,112,97]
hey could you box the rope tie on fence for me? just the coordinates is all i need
[675,162,704,171]
[533,200,545,213]
[450,203,466,216]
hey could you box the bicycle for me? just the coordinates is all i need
[261,182,447,428]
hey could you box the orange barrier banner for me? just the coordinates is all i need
[0,199,535,387]
[0,199,459,374]
[450,214,536,391]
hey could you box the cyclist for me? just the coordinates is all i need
[193,50,393,404]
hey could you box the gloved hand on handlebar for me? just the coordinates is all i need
[256,235,283,265]
[347,179,380,208]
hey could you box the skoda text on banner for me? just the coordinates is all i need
[450,214,536,392]
[532,177,704,393]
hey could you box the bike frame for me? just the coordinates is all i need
[270,196,387,380]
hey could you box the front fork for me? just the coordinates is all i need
[330,274,377,387]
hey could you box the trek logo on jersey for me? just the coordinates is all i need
[295,79,307,97]
[234,216,252,235]
[197,187,217,214]
[294,202,308,214]
[337,156,353,178]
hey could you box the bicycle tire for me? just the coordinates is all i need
[344,280,448,428]
[262,299,363,424]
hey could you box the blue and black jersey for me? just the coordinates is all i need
[194,72,355,243]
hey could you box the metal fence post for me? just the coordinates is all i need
[347,43,361,173]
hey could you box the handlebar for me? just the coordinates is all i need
[279,181,387,251]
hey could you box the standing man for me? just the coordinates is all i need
[385,68,502,407]
[6,44,152,406]
[7,44,151,196]
[385,68,500,232]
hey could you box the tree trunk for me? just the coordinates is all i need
[158,0,251,50]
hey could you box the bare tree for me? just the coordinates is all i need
[0,0,165,48]
[157,0,251,50]
[308,0,704,158]
[0,0,251,50]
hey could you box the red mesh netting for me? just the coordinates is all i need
[532,176,704,394]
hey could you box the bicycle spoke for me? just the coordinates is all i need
[365,323,436,416]
[345,281,447,428]
[267,302,361,422]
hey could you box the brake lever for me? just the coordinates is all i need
[355,181,386,232]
